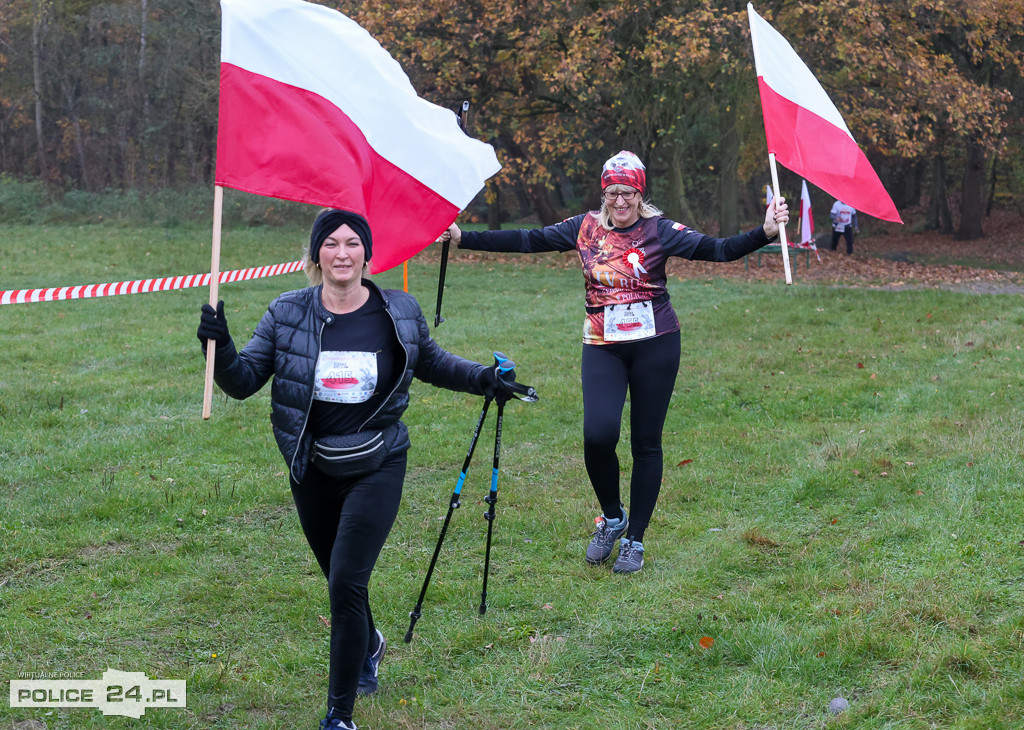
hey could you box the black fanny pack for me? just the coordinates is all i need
[312,429,389,479]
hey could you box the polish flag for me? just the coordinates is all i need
[799,179,814,244]
[747,4,902,223]
[216,0,501,272]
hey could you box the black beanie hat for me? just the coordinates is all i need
[309,209,373,264]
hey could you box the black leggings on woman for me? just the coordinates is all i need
[582,330,680,543]
[290,450,407,723]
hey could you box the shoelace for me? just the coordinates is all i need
[619,541,637,561]
[592,520,615,546]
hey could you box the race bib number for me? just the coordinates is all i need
[603,301,655,341]
[314,351,377,403]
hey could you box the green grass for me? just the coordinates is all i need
[2,223,1024,729]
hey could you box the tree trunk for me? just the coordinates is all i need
[986,155,997,217]
[717,104,739,236]
[663,143,696,225]
[893,160,924,210]
[528,183,561,226]
[927,156,953,234]
[139,0,150,182]
[955,142,986,240]
[487,181,502,230]
[32,0,47,177]
[63,86,90,190]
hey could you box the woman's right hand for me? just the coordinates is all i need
[197,300,231,347]
[442,223,462,246]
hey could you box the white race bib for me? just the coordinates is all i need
[314,351,378,403]
[603,301,656,341]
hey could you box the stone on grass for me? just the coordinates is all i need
[828,696,850,714]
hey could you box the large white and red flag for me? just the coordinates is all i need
[799,179,814,244]
[747,4,902,224]
[216,0,501,272]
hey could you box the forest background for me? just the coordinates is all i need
[1,0,1023,241]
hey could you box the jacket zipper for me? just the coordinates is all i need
[355,290,408,432]
[289,317,326,483]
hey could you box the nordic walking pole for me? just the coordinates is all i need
[479,359,513,615]
[405,378,497,642]
[405,352,509,641]
[768,154,793,285]
[202,185,225,420]
[434,101,469,327]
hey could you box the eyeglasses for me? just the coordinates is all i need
[603,190,638,202]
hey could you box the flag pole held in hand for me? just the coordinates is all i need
[202,185,225,420]
[434,101,470,327]
[767,161,793,285]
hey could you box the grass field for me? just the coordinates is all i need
[2,223,1024,729]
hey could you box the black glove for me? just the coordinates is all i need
[197,300,231,348]
[480,363,517,402]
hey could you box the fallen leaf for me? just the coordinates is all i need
[905,461,915,466]
[677,459,694,467]
[857,362,864,368]
[318,615,331,627]
[818,651,826,657]
[541,603,553,610]
[698,636,714,650]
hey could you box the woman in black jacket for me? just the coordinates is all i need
[198,209,514,730]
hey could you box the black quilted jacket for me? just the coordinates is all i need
[208,281,490,483]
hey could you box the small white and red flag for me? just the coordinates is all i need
[216,0,501,272]
[799,179,814,244]
[747,4,902,224]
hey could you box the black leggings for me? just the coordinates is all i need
[290,450,407,723]
[830,228,854,254]
[582,330,680,543]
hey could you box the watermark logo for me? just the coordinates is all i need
[10,668,186,718]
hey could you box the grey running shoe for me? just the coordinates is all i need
[612,538,644,574]
[585,512,628,565]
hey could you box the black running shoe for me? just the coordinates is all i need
[356,628,386,696]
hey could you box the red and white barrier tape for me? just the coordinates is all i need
[1,260,304,306]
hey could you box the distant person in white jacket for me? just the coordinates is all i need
[829,200,858,254]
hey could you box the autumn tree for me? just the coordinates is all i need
[0,0,1022,241]
[782,0,1023,238]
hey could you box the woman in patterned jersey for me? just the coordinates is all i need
[443,151,788,573]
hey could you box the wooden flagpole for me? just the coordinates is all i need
[768,153,793,285]
[202,185,225,420]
